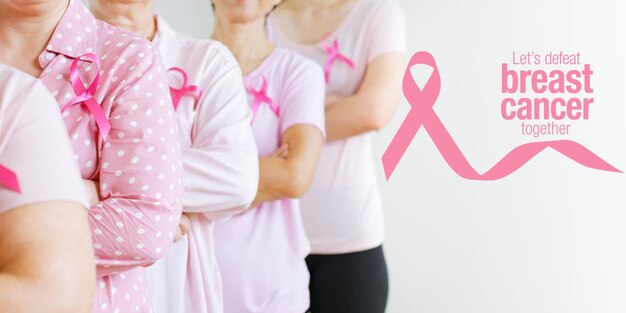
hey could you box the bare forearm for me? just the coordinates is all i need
[0,202,95,313]
[325,53,405,141]
[0,275,90,313]
[252,156,296,207]
[250,126,323,208]
[0,275,39,312]
[324,94,383,141]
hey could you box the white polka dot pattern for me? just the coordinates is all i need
[36,2,183,312]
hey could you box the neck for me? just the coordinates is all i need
[91,0,156,41]
[212,17,273,74]
[0,0,69,75]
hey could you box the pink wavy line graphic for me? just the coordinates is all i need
[382,51,622,180]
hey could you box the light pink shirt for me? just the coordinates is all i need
[0,64,87,212]
[213,48,326,313]
[36,1,184,312]
[267,0,406,254]
[145,17,258,313]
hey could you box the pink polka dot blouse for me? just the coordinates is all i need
[36,1,184,312]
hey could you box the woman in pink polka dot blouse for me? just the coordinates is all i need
[90,1,260,313]
[0,0,184,312]
[0,63,96,313]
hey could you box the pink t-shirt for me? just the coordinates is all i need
[213,48,326,313]
[145,16,258,313]
[0,64,87,213]
[36,1,184,312]
[267,0,406,254]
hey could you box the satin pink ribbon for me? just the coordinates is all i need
[61,53,111,140]
[382,51,621,180]
[247,75,279,125]
[168,67,203,110]
[0,165,20,193]
[323,38,355,83]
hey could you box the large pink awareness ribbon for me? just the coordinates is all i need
[323,38,355,83]
[0,165,20,193]
[382,51,621,180]
[168,67,203,110]
[247,75,279,125]
[60,53,110,140]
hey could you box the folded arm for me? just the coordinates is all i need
[87,51,184,277]
[181,64,259,221]
[251,125,323,208]
[0,201,96,313]
[324,53,405,142]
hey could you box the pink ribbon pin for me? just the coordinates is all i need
[247,75,279,125]
[382,51,621,180]
[323,38,355,83]
[167,67,203,110]
[61,53,111,140]
[0,165,20,193]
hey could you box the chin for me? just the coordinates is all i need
[8,0,58,4]
[222,9,265,22]
[2,0,66,15]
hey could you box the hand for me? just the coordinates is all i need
[82,179,100,207]
[174,213,192,243]
[272,143,290,159]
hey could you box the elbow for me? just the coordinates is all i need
[143,204,185,261]
[283,180,309,199]
[240,160,260,207]
[364,105,394,132]
[44,247,96,311]
[46,288,95,313]
[361,94,399,132]
[144,249,166,263]
[282,167,313,199]
[240,182,258,210]
[216,158,259,214]
[219,177,258,216]
[135,221,181,262]
[39,264,96,313]
[365,114,388,132]
[143,235,175,262]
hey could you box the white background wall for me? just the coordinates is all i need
[153,1,626,312]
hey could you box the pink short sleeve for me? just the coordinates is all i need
[279,58,326,137]
[0,67,87,213]
[367,0,407,62]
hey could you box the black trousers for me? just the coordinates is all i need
[306,245,389,313]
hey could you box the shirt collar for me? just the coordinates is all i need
[40,0,98,67]
[151,15,178,64]
[152,15,175,46]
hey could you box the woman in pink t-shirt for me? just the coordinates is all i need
[211,0,326,312]
[267,0,406,312]
[0,63,95,313]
